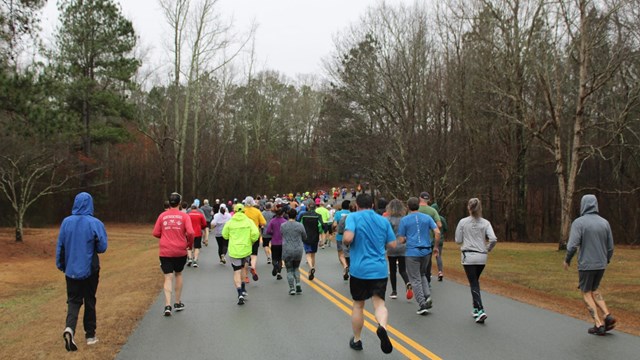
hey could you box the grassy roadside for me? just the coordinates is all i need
[0,226,638,360]
[439,241,640,335]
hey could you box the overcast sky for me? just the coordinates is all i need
[41,0,407,79]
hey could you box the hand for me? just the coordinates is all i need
[433,247,439,257]
[563,261,569,271]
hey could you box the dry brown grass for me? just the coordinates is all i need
[1,226,638,360]
[440,241,640,336]
[0,224,162,360]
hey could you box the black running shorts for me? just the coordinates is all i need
[193,236,202,249]
[578,269,605,292]
[160,256,187,274]
[350,275,388,301]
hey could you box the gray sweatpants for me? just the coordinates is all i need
[406,255,432,307]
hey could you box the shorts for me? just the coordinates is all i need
[303,243,318,254]
[230,256,251,271]
[323,224,332,234]
[336,240,344,252]
[262,237,272,247]
[578,269,605,292]
[350,275,388,301]
[252,240,259,255]
[193,236,202,249]
[160,256,187,274]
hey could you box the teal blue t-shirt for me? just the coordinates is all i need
[333,209,349,241]
[398,212,437,257]
[345,209,396,279]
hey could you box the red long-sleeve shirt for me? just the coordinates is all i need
[153,208,195,257]
[188,210,207,237]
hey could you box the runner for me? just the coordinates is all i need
[333,200,352,280]
[385,199,412,300]
[152,193,195,316]
[431,203,449,281]
[56,192,108,351]
[397,197,440,315]
[343,193,396,354]
[222,203,260,305]
[243,196,266,281]
[187,203,207,268]
[315,202,330,249]
[212,204,231,264]
[564,194,616,335]
[261,202,275,264]
[454,198,497,323]
[281,208,307,294]
[418,192,441,285]
[201,199,213,246]
[266,207,288,280]
[299,202,324,280]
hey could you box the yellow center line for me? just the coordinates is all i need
[300,268,443,360]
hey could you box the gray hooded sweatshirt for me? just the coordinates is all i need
[565,195,614,271]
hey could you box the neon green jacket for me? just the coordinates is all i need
[222,212,260,258]
[315,206,330,224]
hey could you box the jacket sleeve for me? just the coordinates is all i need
[94,220,108,254]
[200,214,207,229]
[565,221,581,264]
[222,220,229,239]
[266,220,273,235]
[454,220,463,245]
[250,222,260,242]
[606,222,614,264]
[55,226,66,272]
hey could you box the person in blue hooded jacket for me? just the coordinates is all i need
[55,192,108,352]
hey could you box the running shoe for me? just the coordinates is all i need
[174,302,185,312]
[250,268,259,281]
[343,267,349,281]
[349,337,363,351]
[86,337,99,345]
[425,296,433,309]
[242,290,248,297]
[588,325,605,335]
[272,266,278,276]
[390,291,398,299]
[376,325,393,354]
[472,308,479,318]
[267,257,272,264]
[237,295,245,305]
[276,274,282,280]
[63,327,77,352]
[289,288,296,295]
[308,268,315,281]
[416,305,429,315]
[296,285,302,294]
[438,272,443,281]
[475,310,487,323]
[220,256,226,265]
[605,314,617,331]
[244,276,250,283]
[406,285,414,300]
[192,260,199,268]
[163,305,172,317]
[186,258,193,267]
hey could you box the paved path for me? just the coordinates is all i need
[118,238,640,360]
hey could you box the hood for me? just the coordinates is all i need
[71,192,94,216]
[431,203,440,212]
[580,194,599,216]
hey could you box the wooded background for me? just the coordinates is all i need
[1,0,639,246]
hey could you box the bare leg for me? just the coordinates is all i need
[233,270,243,288]
[163,273,174,306]
[194,248,200,261]
[174,272,183,304]
[338,250,347,268]
[351,300,365,341]
[306,253,315,269]
[372,296,389,328]
[592,290,610,316]
[582,291,603,326]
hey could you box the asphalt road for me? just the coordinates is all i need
[117,237,640,360]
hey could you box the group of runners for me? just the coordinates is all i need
[148,190,617,355]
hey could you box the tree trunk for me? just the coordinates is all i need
[15,211,24,242]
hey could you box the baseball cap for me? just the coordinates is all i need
[419,192,430,200]
[169,192,181,206]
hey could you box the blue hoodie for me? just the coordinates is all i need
[56,192,108,279]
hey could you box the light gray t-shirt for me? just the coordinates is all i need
[455,216,497,265]
[281,220,306,261]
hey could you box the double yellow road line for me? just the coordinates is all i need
[299,269,443,360]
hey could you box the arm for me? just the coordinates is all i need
[55,227,65,272]
[343,230,354,246]
[221,221,229,240]
[606,223,614,264]
[94,221,108,253]
[184,214,195,249]
[485,222,496,252]
[455,220,463,245]
[152,214,163,238]
[250,222,260,243]
[432,227,441,256]
[564,221,581,267]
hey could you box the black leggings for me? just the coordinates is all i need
[216,236,228,257]
[463,264,486,310]
[388,256,409,292]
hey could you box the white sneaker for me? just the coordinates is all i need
[87,337,99,345]
[63,327,77,351]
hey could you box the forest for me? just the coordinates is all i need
[1,0,639,246]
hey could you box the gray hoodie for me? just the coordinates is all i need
[565,195,614,271]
